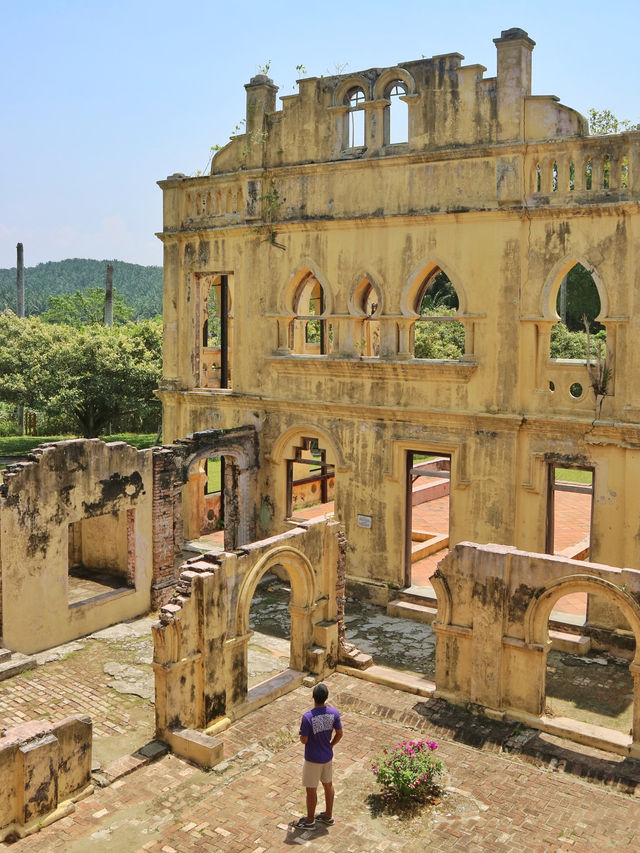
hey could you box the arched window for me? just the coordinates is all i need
[385,81,408,144]
[292,273,332,355]
[345,87,366,149]
[413,269,464,359]
[550,263,604,360]
[356,279,381,357]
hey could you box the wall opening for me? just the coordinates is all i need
[291,273,332,355]
[199,273,233,388]
[385,81,408,144]
[550,262,605,363]
[344,87,366,149]
[286,437,335,521]
[355,278,381,357]
[412,269,464,359]
[545,595,635,737]
[248,565,291,688]
[67,510,135,606]
[404,451,450,588]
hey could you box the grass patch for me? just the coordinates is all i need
[555,468,593,484]
[0,433,157,456]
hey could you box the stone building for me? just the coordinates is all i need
[157,28,640,629]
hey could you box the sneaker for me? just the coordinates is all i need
[316,813,335,826]
[294,817,316,830]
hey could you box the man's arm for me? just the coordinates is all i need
[300,734,308,744]
[330,728,343,747]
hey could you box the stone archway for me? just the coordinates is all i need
[524,574,640,740]
[236,545,317,673]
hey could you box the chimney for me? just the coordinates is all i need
[493,28,536,141]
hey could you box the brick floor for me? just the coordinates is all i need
[7,673,640,852]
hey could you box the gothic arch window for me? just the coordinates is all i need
[345,87,366,149]
[291,273,332,355]
[412,269,464,360]
[384,81,408,144]
[550,262,605,361]
[353,278,381,357]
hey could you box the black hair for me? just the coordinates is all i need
[312,682,329,704]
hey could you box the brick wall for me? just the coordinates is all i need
[151,449,183,608]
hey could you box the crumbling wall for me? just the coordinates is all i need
[152,518,340,740]
[433,542,640,749]
[0,715,92,842]
[0,440,154,653]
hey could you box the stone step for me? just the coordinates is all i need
[387,598,438,624]
[396,586,438,606]
[0,652,36,682]
[549,629,591,655]
[0,649,11,664]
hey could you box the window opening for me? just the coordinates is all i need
[550,263,604,360]
[404,451,450,589]
[68,511,135,606]
[345,87,365,148]
[293,274,331,355]
[413,269,464,359]
[358,281,381,356]
[552,161,558,192]
[603,154,610,189]
[568,161,575,191]
[536,163,541,192]
[286,437,335,521]
[386,81,408,144]
[621,156,629,188]
[200,273,232,388]
[585,158,592,190]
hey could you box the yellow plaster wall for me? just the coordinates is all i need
[158,30,640,593]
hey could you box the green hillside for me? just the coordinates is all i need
[0,258,162,319]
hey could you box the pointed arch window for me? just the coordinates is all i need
[412,269,464,360]
[291,273,332,355]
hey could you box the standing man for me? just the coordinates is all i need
[296,682,343,830]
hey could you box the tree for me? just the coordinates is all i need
[588,108,639,135]
[41,287,132,326]
[0,311,161,437]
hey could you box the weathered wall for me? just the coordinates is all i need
[433,542,640,750]
[152,519,340,739]
[0,716,92,842]
[0,440,154,653]
[158,28,640,598]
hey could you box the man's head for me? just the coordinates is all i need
[312,682,329,705]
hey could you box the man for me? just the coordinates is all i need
[296,682,343,830]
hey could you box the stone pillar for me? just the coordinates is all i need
[493,28,535,142]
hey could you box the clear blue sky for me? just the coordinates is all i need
[1,0,639,269]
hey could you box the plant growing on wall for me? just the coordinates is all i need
[584,314,612,416]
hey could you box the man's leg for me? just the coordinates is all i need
[321,781,334,819]
[305,786,318,822]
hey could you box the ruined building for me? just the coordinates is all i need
[157,28,640,638]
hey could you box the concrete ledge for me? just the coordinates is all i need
[387,598,438,624]
[549,629,591,654]
[167,728,224,768]
[337,663,436,697]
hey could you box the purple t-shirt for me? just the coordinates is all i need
[299,705,342,764]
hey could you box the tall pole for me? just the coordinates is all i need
[16,243,25,435]
[104,263,114,326]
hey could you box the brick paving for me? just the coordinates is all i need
[7,673,640,852]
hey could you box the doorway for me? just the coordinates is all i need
[404,451,450,588]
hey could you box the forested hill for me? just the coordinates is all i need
[0,258,162,319]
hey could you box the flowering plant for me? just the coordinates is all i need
[371,739,443,800]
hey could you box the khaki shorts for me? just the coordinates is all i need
[302,759,333,788]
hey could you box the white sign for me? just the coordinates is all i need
[357,514,372,529]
